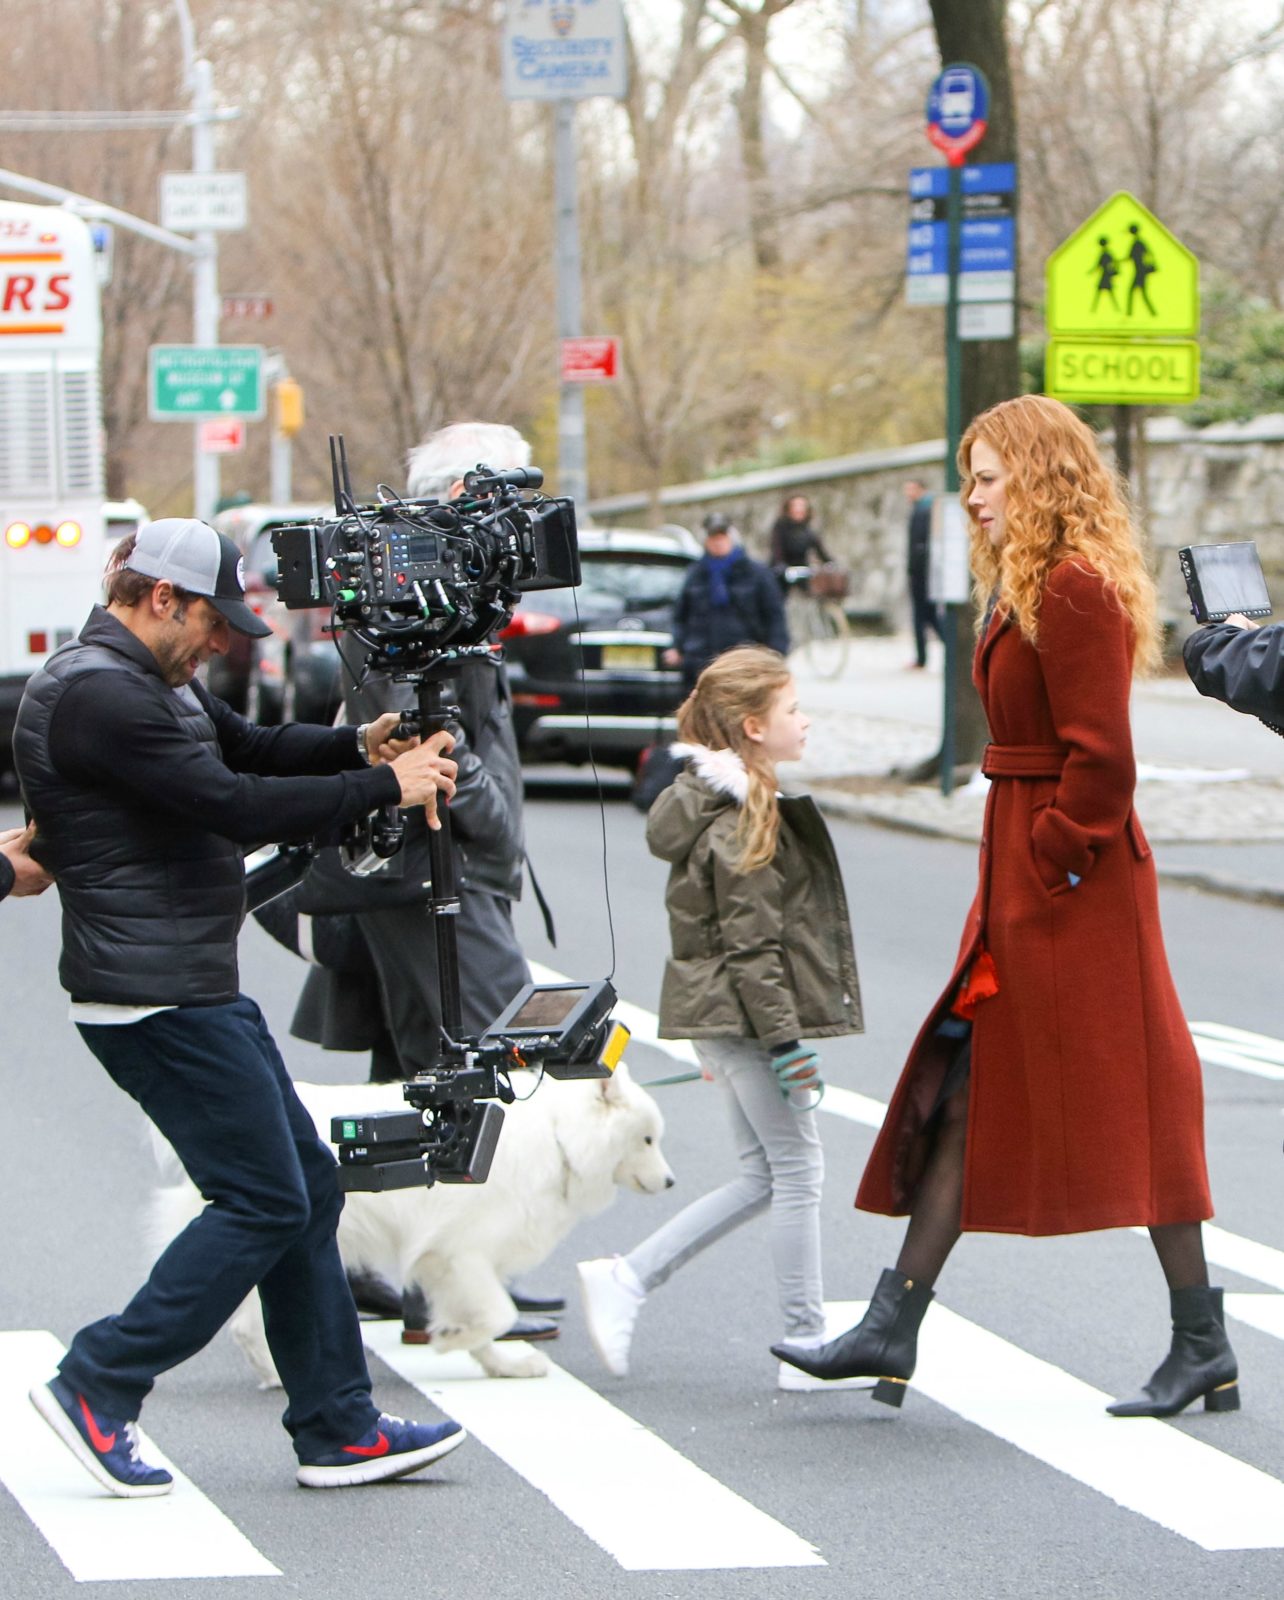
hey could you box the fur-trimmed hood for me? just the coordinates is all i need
[645,743,746,865]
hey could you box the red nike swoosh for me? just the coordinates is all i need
[344,1431,390,1459]
[77,1394,116,1454]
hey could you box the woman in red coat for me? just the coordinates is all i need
[775,395,1238,1418]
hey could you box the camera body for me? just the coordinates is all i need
[270,454,580,673]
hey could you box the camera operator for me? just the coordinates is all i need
[1183,610,1284,720]
[12,518,469,1498]
[298,422,534,1082]
[0,822,52,900]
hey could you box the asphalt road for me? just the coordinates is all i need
[3,786,1284,1599]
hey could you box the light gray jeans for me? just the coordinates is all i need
[624,1036,825,1340]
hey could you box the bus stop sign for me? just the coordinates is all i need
[926,64,989,166]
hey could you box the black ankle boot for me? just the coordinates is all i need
[771,1268,935,1407]
[346,1267,403,1320]
[1106,1285,1240,1418]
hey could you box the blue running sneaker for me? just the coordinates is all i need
[31,1376,173,1498]
[296,1413,466,1488]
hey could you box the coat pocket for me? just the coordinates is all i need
[1127,809,1153,862]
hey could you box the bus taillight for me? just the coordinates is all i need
[32,524,54,545]
[55,520,81,547]
[28,631,48,654]
[5,521,31,548]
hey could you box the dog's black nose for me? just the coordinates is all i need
[664,1175,675,1189]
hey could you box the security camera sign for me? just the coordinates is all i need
[503,0,627,101]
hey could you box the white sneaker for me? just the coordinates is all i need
[577,1258,644,1376]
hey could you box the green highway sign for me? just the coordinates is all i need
[1046,338,1200,405]
[149,344,265,420]
[1046,193,1198,339]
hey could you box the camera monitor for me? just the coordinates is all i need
[1179,542,1272,624]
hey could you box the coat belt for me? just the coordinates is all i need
[981,742,1069,778]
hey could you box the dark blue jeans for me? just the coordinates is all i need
[62,996,378,1461]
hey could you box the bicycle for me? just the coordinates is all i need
[783,564,851,679]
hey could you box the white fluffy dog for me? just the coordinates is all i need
[150,1063,674,1382]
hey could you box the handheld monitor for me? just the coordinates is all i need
[1178,542,1272,625]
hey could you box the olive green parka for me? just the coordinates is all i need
[647,744,862,1045]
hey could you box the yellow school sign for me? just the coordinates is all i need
[1045,192,1200,404]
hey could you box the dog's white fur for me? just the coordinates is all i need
[149,1063,673,1382]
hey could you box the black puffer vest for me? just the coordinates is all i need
[14,624,247,1005]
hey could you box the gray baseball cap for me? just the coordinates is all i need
[126,518,271,638]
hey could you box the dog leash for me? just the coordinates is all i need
[638,1069,703,1087]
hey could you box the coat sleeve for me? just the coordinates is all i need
[1183,621,1284,721]
[1029,561,1137,884]
[708,818,800,1045]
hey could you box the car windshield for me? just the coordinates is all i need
[531,554,691,619]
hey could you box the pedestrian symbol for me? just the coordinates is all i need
[1046,193,1198,339]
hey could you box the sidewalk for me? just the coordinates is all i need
[789,634,1284,906]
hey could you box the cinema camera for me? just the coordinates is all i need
[259,438,629,1192]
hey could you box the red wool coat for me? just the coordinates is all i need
[857,560,1212,1235]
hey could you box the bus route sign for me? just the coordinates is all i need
[149,345,265,420]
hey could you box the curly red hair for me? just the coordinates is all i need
[960,394,1160,674]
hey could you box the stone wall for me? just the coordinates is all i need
[587,414,1284,640]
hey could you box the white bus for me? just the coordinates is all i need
[0,200,106,767]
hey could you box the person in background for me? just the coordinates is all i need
[904,478,945,670]
[0,822,52,900]
[665,513,789,696]
[768,493,831,581]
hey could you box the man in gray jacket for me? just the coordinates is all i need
[302,422,532,1080]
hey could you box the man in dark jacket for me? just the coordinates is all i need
[666,513,789,694]
[1184,611,1284,725]
[0,822,51,900]
[905,479,944,670]
[13,518,467,1498]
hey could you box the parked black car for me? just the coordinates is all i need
[502,527,696,769]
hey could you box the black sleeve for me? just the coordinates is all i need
[47,674,400,846]
[810,528,832,564]
[0,853,13,902]
[202,685,364,777]
[1183,623,1284,721]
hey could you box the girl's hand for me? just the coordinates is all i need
[770,1044,823,1106]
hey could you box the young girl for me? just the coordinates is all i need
[577,647,862,1389]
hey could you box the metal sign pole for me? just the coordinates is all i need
[190,57,220,522]
[940,160,962,798]
[554,99,588,509]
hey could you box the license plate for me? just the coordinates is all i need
[601,644,656,669]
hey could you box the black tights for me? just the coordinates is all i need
[893,1082,1210,1293]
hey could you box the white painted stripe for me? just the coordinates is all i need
[1189,1022,1284,1081]
[1225,1293,1284,1340]
[362,1323,823,1571]
[0,1331,279,1582]
[845,1299,1284,1552]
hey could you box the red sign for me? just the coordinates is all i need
[221,294,273,320]
[560,335,619,384]
[198,417,245,454]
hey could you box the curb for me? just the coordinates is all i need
[808,786,1284,910]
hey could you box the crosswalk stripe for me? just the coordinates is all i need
[892,1300,1284,1552]
[0,1331,279,1582]
[1224,1293,1284,1341]
[1189,1021,1284,1082]
[362,1324,824,1572]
